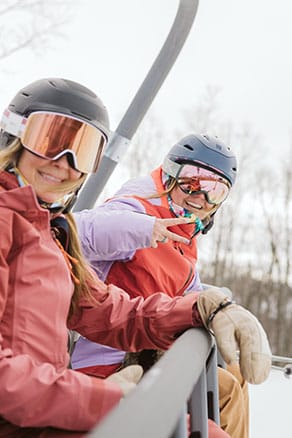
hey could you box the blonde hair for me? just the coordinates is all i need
[0,138,22,170]
[0,139,102,316]
[66,213,102,317]
[145,177,177,200]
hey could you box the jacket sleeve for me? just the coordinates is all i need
[0,215,124,431]
[68,278,202,351]
[74,198,155,262]
[0,339,123,431]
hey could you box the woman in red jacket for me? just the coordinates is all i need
[0,78,271,437]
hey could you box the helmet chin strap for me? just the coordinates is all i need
[10,166,75,214]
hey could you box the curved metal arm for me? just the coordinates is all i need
[73,0,200,211]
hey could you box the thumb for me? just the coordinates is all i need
[197,288,272,384]
[114,364,144,384]
[212,306,272,384]
[107,365,143,396]
[236,310,272,384]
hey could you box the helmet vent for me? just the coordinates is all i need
[183,144,194,151]
[21,92,30,97]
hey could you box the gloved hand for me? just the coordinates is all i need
[197,287,272,384]
[106,364,143,396]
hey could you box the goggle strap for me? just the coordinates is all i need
[0,109,27,137]
[162,158,181,178]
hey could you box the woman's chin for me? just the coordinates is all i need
[36,192,60,204]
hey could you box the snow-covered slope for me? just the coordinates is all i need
[249,368,291,437]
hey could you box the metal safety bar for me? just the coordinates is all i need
[87,328,220,438]
[271,354,292,364]
[271,354,292,378]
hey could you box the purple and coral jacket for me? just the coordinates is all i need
[72,167,203,369]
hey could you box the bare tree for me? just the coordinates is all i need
[0,0,77,61]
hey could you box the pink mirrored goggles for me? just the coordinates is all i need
[177,164,231,205]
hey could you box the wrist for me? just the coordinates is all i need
[192,301,203,327]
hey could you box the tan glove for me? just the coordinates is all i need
[106,364,143,396]
[197,287,272,384]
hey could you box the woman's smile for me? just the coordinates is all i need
[17,149,82,203]
[38,170,64,184]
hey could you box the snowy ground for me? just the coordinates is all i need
[249,368,291,437]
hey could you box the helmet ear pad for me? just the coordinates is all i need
[0,131,17,149]
[202,213,215,235]
[201,203,222,235]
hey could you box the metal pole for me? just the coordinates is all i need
[73,0,200,211]
[188,367,208,438]
[206,344,220,425]
[170,405,188,438]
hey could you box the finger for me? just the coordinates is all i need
[150,237,159,248]
[118,365,144,384]
[165,230,190,244]
[159,217,195,227]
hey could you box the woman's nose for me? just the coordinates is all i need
[191,192,205,200]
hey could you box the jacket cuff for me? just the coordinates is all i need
[87,377,123,428]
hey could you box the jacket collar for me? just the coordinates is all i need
[150,166,169,209]
[0,170,49,221]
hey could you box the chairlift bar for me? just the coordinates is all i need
[87,328,212,438]
[271,354,292,364]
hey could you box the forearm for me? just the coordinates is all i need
[74,204,155,261]
[69,283,202,351]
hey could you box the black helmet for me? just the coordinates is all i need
[0,78,110,213]
[162,134,237,186]
[0,77,109,146]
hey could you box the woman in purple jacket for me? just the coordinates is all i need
[72,134,266,438]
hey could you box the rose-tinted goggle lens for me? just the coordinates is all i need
[20,112,107,174]
[177,165,230,205]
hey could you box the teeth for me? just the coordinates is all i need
[187,201,202,209]
[41,172,62,183]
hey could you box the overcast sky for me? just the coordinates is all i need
[1,0,292,154]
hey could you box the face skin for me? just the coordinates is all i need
[17,149,82,203]
[170,184,215,220]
